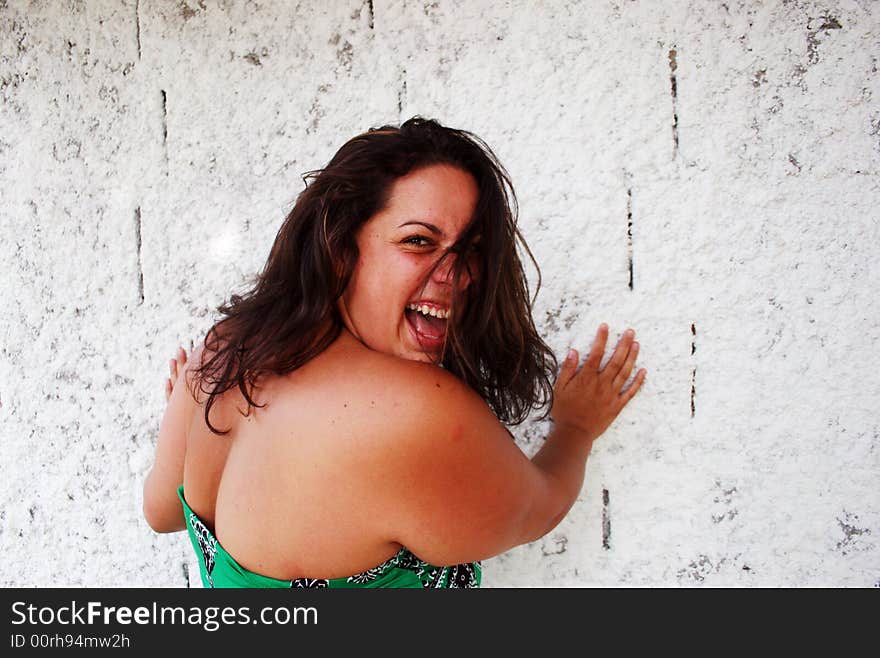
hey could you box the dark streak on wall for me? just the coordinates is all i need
[367,0,374,29]
[668,48,679,157]
[182,562,190,588]
[135,207,144,305]
[602,488,610,550]
[690,323,696,418]
[626,179,633,291]
[398,69,407,118]
[135,0,141,61]
[160,89,168,170]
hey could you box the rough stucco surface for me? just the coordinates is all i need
[1,0,877,587]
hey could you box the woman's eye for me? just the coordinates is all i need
[403,236,432,247]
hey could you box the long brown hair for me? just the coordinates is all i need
[190,117,557,434]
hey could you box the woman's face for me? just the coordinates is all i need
[339,164,480,363]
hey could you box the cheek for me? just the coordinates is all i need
[355,249,433,319]
[394,252,434,286]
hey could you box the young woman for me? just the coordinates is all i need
[145,118,646,587]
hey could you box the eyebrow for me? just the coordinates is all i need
[398,221,443,236]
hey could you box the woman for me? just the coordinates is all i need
[144,118,646,587]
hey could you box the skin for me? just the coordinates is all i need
[147,164,647,577]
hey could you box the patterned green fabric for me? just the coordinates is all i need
[178,486,481,588]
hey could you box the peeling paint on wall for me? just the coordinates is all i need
[835,511,871,556]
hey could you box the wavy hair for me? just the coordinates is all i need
[190,117,557,434]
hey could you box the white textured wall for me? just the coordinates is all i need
[1,0,877,587]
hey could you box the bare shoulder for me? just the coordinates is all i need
[217,333,554,564]
[330,346,550,565]
[330,343,491,431]
[284,337,503,476]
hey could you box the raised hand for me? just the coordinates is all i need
[164,346,189,402]
[551,324,646,443]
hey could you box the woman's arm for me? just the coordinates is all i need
[527,324,644,539]
[143,345,201,533]
[372,324,645,565]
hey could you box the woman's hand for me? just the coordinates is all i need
[164,346,189,402]
[551,323,646,443]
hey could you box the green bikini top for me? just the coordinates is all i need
[178,486,481,588]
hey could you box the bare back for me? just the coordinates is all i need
[181,330,407,580]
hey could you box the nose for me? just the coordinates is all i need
[431,251,472,289]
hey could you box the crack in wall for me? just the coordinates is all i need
[690,323,696,418]
[160,89,168,172]
[602,488,611,550]
[398,68,407,119]
[367,0,374,29]
[134,207,144,305]
[135,0,141,61]
[397,69,406,121]
[625,173,633,291]
[668,48,679,158]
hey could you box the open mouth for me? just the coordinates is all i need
[404,303,448,351]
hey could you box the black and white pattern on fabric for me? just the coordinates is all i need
[447,563,478,588]
[290,578,329,588]
[346,548,406,585]
[427,566,448,588]
[392,549,425,572]
[390,549,478,588]
[188,513,217,587]
[393,549,438,585]
[346,564,386,585]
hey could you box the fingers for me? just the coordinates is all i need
[169,347,188,379]
[556,348,579,389]
[619,368,647,406]
[582,323,608,371]
[165,346,189,402]
[612,339,639,392]
[567,325,646,400]
[602,328,634,379]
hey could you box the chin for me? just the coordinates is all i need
[406,344,443,364]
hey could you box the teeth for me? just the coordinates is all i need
[407,303,449,320]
